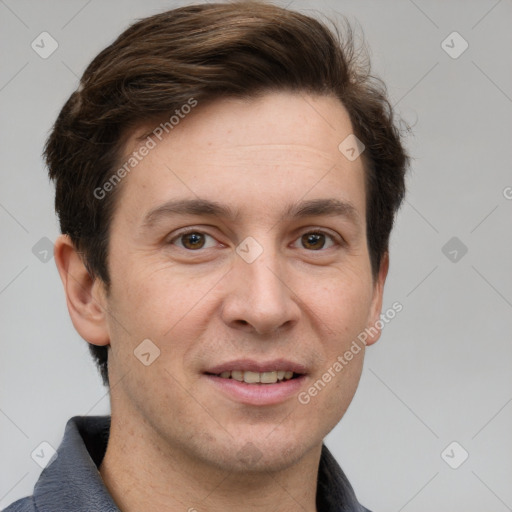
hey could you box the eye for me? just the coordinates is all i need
[170,230,218,250]
[293,230,338,251]
[168,228,340,252]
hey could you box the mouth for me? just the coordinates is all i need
[203,359,307,405]
[205,369,301,384]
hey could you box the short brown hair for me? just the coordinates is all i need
[45,1,409,387]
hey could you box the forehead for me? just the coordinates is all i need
[114,92,366,226]
[132,92,355,154]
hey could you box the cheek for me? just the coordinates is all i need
[321,357,364,427]
[306,268,374,336]
[109,257,219,338]
[302,279,370,431]
[105,258,228,387]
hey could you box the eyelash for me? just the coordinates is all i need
[168,228,342,251]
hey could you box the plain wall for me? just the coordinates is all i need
[1,1,511,510]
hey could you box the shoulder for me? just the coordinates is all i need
[2,495,37,511]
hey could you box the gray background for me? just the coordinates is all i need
[1,1,511,510]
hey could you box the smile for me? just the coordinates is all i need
[210,370,297,384]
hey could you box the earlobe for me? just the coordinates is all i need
[54,234,110,347]
[364,252,389,347]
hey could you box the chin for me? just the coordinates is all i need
[200,431,319,474]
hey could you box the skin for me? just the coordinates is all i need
[55,91,388,512]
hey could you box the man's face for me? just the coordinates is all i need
[101,92,386,472]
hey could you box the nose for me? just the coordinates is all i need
[220,245,301,336]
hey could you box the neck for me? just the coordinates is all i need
[99,412,321,512]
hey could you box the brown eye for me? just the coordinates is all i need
[181,232,205,249]
[171,231,216,250]
[295,231,337,251]
[301,232,326,250]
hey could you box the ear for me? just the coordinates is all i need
[364,251,389,347]
[54,234,110,347]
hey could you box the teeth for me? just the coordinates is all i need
[215,370,296,383]
[231,370,244,382]
[244,371,260,384]
[260,371,278,384]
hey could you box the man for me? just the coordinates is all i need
[5,1,408,511]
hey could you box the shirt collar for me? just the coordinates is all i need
[33,416,118,512]
[33,415,368,512]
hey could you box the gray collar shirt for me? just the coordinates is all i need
[4,416,372,512]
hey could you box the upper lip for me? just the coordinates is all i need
[205,358,308,375]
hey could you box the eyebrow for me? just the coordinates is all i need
[141,197,361,229]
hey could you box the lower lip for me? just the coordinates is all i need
[204,374,306,406]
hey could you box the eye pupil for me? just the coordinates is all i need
[302,233,325,250]
[182,233,205,249]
